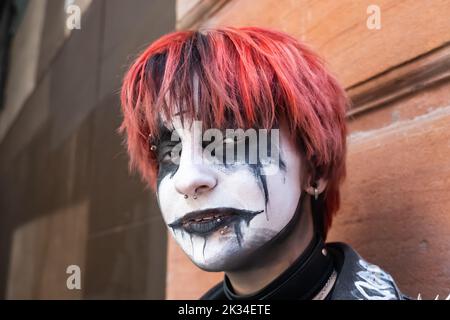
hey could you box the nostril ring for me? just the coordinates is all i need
[184,194,188,199]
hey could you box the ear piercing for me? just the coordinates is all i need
[148,133,157,151]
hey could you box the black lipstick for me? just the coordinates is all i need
[168,207,264,236]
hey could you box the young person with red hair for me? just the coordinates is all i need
[119,27,408,300]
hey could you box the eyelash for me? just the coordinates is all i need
[161,150,176,162]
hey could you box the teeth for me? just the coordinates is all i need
[187,215,227,224]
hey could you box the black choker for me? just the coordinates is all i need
[223,234,334,300]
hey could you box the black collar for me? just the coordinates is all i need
[223,234,334,300]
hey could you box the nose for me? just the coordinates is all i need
[173,158,218,198]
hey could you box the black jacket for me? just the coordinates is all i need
[201,242,410,300]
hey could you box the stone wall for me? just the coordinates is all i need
[166,0,450,299]
[0,0,175,299]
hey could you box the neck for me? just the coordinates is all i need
[225,194,315,296]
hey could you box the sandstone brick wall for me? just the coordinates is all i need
[166,0,450,299]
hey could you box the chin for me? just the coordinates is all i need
[191,253,247,272]
[187,239,268,272]
[186,243,242,272]
[173,222,281,272]
[192,260,228,272]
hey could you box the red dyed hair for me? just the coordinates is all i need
[119,27,348,237]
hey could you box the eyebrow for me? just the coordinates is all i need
[173,109,188,117]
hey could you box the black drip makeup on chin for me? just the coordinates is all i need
[168,207,265,257]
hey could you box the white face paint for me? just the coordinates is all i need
[155,117,303,271]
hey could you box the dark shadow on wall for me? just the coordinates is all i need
[0,0,175,299]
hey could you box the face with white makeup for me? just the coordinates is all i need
[155,115,306,272]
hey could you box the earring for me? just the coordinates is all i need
[314,188,319,200]
[148,133,157,151]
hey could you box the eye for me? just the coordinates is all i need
[158,144,182,164]
[223,133,247,145]
[223,134,249,149]
[223,137,235,145]
[161,150,172,162]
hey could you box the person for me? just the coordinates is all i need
[118,26,409,300]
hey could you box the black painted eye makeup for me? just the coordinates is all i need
[155,125,182,188]
[153,124,180,161]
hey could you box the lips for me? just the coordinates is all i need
[168,207,264,236]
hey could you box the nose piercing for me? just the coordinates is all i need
[183,193,198,199]
[184,194,188,199]
[314,188,319,200]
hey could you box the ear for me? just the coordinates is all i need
[304,177,328,198]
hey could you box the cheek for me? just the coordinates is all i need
[214,165,268,208]
[156,176,180,223]
[267,174,301,218]
[156,162,179,191]
[265,162,302,224]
